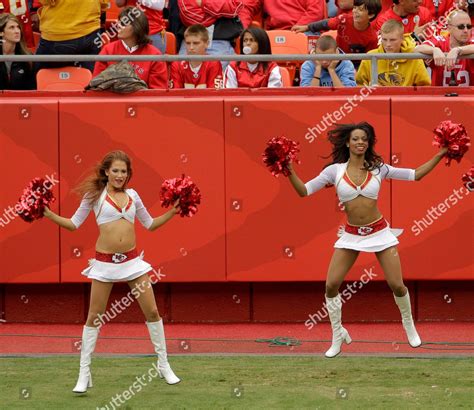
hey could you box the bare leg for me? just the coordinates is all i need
[375,246,406,297]
[326,248,360,297]
[127,274,161,322]
[129,274,180,385]
[86,279,114,327]
[376,246,421,347]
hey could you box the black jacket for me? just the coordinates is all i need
[0,45,36,90]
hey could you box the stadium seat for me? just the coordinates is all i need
[165,31,177,54]
[36,67,92,91]
[279,66,292,87]
[266,30,309,83]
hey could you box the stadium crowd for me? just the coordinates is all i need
[0,0,473,90]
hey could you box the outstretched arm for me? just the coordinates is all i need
[148,201,180,232]
[288,164,308,197]
[414,147,449,181]
[43,206,77,231]
[287,163,336,197]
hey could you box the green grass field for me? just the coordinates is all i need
[1,356,473,409]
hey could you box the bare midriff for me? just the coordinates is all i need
[343,196,382,226]
[95,218,136,253]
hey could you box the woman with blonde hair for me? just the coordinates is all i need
[44,150,181,392]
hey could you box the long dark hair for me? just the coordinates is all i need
[325,122,384,171]
[239,27,273,71]
[74,151,133,204]
[119,7,151,48]
[0,14,32,57]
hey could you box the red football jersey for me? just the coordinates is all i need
[424,34,474,86]
[327,12,379,54]
[169,60,223,89]
[375,6,433,33]
[124,0,165,34]
[0,0,35,49]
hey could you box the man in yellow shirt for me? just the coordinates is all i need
[356,19,431,86]
[35,0,109,72]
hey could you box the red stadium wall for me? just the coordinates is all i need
[0,89,473,323]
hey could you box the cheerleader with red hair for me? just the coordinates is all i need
[43,150,181,391]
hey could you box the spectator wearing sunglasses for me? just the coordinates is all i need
[415,10,474,86]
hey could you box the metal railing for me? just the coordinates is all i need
[1,53,473,86]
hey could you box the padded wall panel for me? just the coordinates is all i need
[391,98,474,279]
[225,97,391,281]
[0,100,59,283]
[59,97,226,282]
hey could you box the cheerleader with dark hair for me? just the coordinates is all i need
[288,122,448,357]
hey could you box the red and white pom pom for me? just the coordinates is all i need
[461,166,474,191]
[17,177,56,223]
[160,174,201,217]
[262,136,300,177]
[433,120,470,166]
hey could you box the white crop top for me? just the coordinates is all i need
[70,188,154,229]
[304,162,415,203]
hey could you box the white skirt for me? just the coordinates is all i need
[82,251,153,282]
[334,225,403,253]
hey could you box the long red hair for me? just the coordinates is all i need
[74,151,133,204]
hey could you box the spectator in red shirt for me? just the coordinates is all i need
[93,7,168,89]
[177,0,244,69]
[224,27,282,87]
[115,0,167,53]
[422,0,454,19]
[170,24,223,88]
[415,10,474,85]
[239,0,263,28]
[0,0,35,49]
[263,0,325,30]
[375,0,433,40]
[293,0,381,66]
[332,0,355,16]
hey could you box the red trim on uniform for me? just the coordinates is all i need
[360,171,373,190]
[95,248,138,263]
[343,171,358,190]
[345,218,387,236]
[105,195,122,212]
[344,170,372,191]
[124,196,133,211]
[106,194,133,212]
